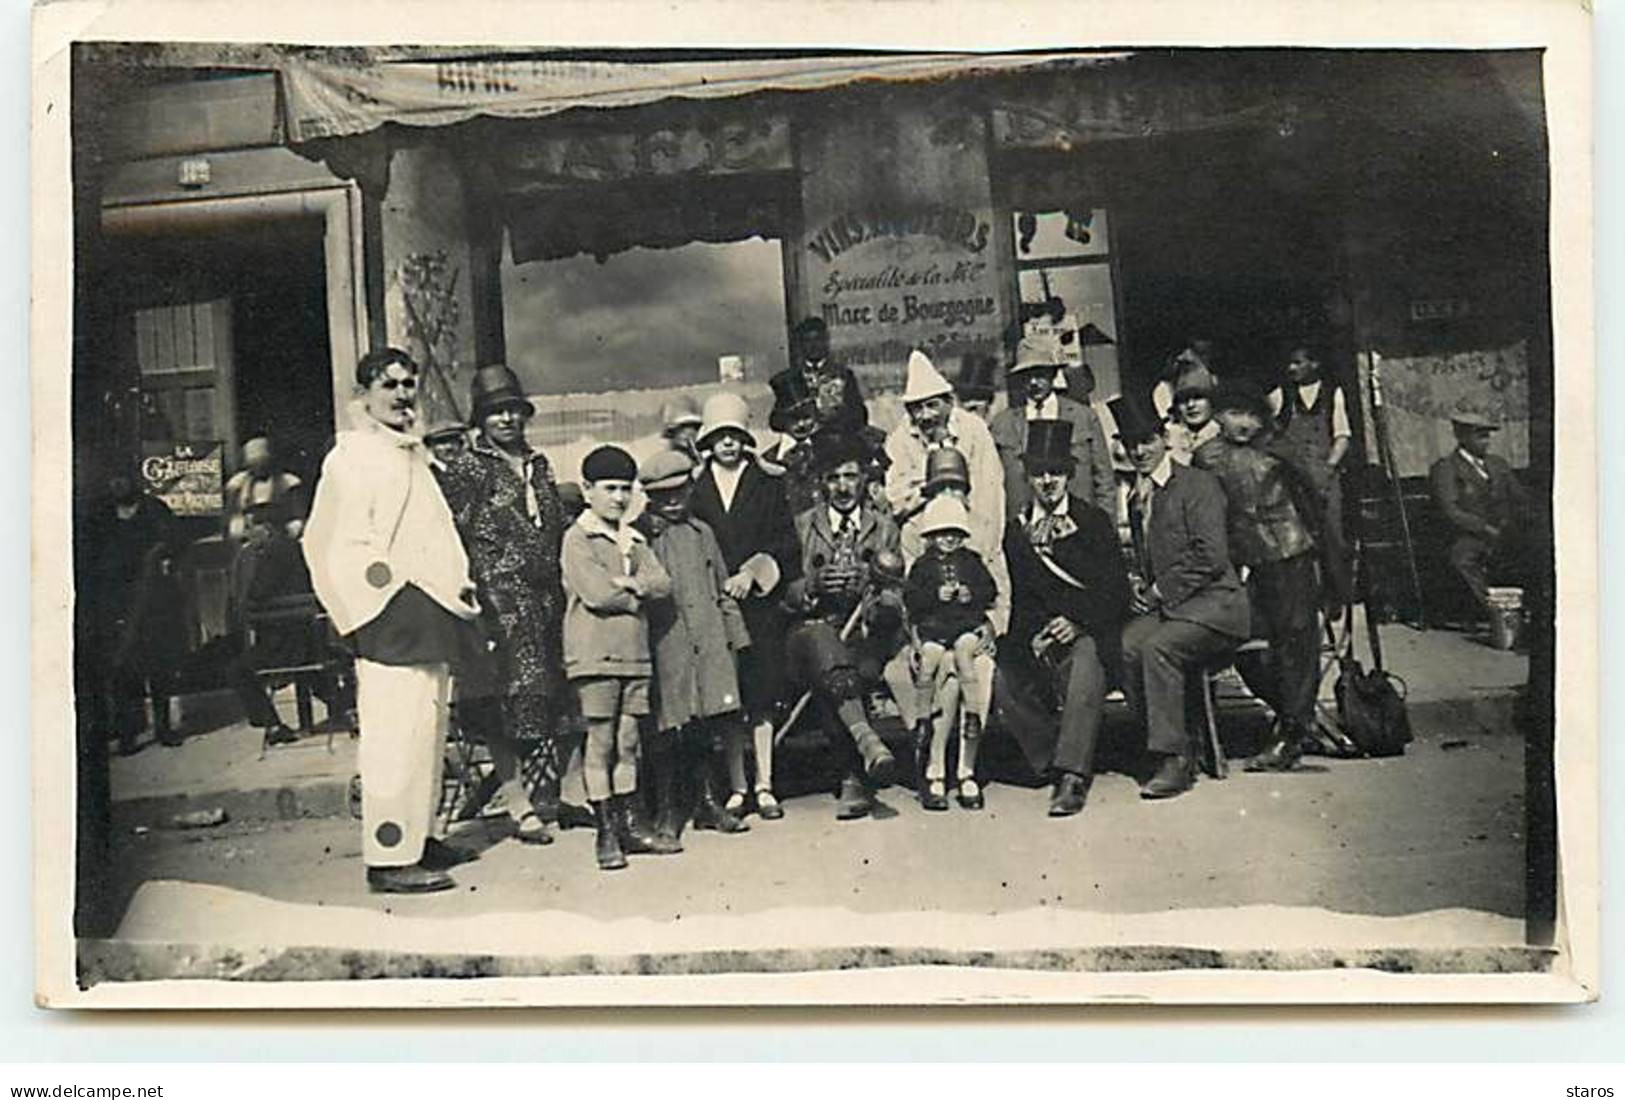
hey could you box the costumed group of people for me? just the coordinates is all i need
[263,313,1525,895]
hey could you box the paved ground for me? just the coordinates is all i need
[87,619,1533,983]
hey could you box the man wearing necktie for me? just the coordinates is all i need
[1428,408,1531,615]
[999,419,1132,816]
[1111,396,1250,800]
[990,333,1118,519]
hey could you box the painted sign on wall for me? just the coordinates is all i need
[141,440,224,516]
[792,103,1009,390]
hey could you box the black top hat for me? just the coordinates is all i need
[810,428,868,476]
[468,364,535,425]
[1109,395,1164,444]
[1021,419,1076,471]
[954,354,999,401]
[768,370,819,431]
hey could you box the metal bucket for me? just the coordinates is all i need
[1486,586,1524,651]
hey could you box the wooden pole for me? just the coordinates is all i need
[1367,351,1427,630]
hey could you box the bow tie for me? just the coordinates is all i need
[1027,509,1076,550]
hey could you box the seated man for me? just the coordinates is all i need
[783,431,904,821]
[229,499,353,744]
[1428,408,1532,615]
[224,435,304,545]
[1000,420,1132,817]
[1112,396,1250,800]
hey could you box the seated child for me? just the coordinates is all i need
[561,444,672,872]
[637,448,752,842]
[902,495,998,811]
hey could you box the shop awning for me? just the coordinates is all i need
[281,51,1129,142]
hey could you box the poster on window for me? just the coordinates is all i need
[140,440,225,517]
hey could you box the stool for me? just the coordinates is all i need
[1195,639,1270,780]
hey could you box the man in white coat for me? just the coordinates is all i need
[303,348,483,894]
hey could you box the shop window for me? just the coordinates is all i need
[500,235,787,468]
[1012,208,1124,402]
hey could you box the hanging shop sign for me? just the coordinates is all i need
[140,440,225,516]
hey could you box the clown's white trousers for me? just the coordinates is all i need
[356,658,450,868]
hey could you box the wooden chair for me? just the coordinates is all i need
[244,593,351,756]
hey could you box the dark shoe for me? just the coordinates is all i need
[754,789,784,821]
[1303,720,1363,759]
[556,802,596,831]
[592,801,628,871]
[835,776,873,820]
[366,864,455,894]
[158,730,184,748]
[617,795,678,855]
[420,837,480,870]
[1246,733,1306,773]
[955,778,985,811]
[513,811,555,845]
[854,725,897,786]
[1140,755,1195,800]
[920,779,950,812]
[693,772,750,833]
[264,723,299,747]
[1048,772,1092,817]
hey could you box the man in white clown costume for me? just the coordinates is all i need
[303,347,483,894]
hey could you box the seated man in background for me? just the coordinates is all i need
[1113,396,1250,801]
[1428,408,1532,616]
[228,498,354,746]
[225,435,304,545]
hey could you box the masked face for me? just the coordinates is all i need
[481,403,530,452]
[925,529,966,556]
[363,362,419,431]
[648,485,691,523]
[823,460,864,513]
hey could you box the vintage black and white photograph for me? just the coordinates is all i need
[32,0,1596,1006]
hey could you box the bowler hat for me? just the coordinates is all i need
[1108,395,1164,444]
[923,446,971,494]
[1021,419,1076,471]
[639,448,696,492]
[468,364,535,425]
[954,354,999,402]
[811,429,868,475]
[768,370,818,432]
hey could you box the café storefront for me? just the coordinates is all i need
[73,43,1551,668]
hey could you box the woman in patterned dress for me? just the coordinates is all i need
[436,365,569,843]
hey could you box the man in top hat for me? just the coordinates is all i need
[435,364,570,845]
[758,370,825,517]
[1428,407,1532,614]
[998,418,1131,816]
[770,316,869,438]
[783,430,905,820]
[1113,394,1249,800]
[660,395,705,467]
[990,333,1117,520]
[689,391,800,818]
[954,353,1000,422]
[885,349,1006,537]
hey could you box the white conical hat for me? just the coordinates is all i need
[901,349,953,404]
[918,494,971,537]
[698,391,752,447]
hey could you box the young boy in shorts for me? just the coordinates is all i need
[561,444,672,871]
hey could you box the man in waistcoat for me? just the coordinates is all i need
[1267,341,1353,612]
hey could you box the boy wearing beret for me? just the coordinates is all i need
[562,445,672,871]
